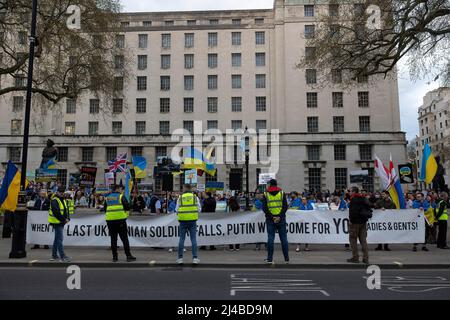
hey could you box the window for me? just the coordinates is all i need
[131,147,143,157]
[359,116,371,132]
[184,76,194,90]
[256,53,266,66]
[359,145,372,161]
[114,55,124,69]
[305,5,315,17]
[160,76,170,91]
[185,33,194,48]
[232,19,241,25]
[255,18,264,24]
[357,72,368,83]
[256,120,267,131]
[232,32,241,46]
[14,75,26,88]
[209,19,219,25]
[66,99,76,114]
[136,98,146,113]
[113,99,123,114]
[305,47,316,61]
[307,92,318,108]
[332,69,342,83]
[329,4,339,17]
[354,3,365,16]
[333,116,345,133]
[88,122,99,135]
[137,76,147,91]
[256,97,266,112]
[13,96,24,112]
[183,121,194,134]
[308,168,321,191]
[160,121,170,135]
[231,120,242,130]
[160,98,170,113]
[256,74,266,88]
[187,20,197,26]
[8,147,21,162]
[208,75,218,90]
[155,146,167,161]
[335,168,347,190]
[208,97,218,113]
[18,31,27,45]
[161,34,171,48]
[184,54,194,69]
[232,75,242,89]
[57,169,68,187]
[208,33,218,47]
[358,92,369,108]
[112,122,122,135]
[82,147,94,162]
[255,31,265,45]
[114,77,124,91]
[207,121,218,130]
[232,97,242,112]
[11,120,22,135]
[116,34,125,48]
[65,122,75,135]
[306,69,317,84]
[136,121,146,135]
[208,54,218,68]
[106,147,117,162]
[137,55,147,70]
[232,53,241,67]
[184,98,194,113]
[362,168,374,192]
[165,20,174,26]
[332,92,343,108]
[143,21,152,27]
[138,34,148,48]
[161,54,171,69]
[334,145,346,161]
[307,145,320,161]
[58,147,68,162]
[307,117,319,133]
[120,21,130,27]
[305,25,315,39]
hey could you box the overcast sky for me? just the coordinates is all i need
[121,0,441,141]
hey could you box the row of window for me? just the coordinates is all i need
[119,18,265,28]
[118,31,266,50]
[135,53,266,71]
[307,116,371,133]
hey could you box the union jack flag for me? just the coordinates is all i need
[108,153,128,173]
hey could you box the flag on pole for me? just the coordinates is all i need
[374,155,391,190]
[124,168,133,201]
[183,147,216,176]
[108,153,128,173]
[388,155,406,209]
[0,161,27,212]
[420,143,438,184]
[132,156,147,179]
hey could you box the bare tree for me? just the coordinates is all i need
[0,0,127,106]
[297,0,450,86]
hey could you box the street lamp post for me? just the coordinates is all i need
[244,127,250,211]
[9,0,38,259]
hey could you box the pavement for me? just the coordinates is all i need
[1,226,450,268]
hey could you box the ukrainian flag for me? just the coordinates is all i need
[420,144,438,184]
[132,156,147,179]
[43,157,57,170]
[0,161,24,212]
[183,147,216,176]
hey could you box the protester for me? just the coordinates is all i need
[31,190,50,250]
[132,192,146,213]
[148,193,162,214]
[104,185,136,262]
[436,192,449,249]
[412,192,432,251]
[262,179,289,264]
[347,187,371,264]
[374,191,396,251]
[201,192,217,251]
[296,196,313,252]
[176,184,201,265]
[227,196,241,251]
[48,186,71,262]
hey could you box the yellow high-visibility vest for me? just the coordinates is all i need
[264,191,284,216]
[48,196,67,224]
[105,193,128,221]
[177,193,199,221]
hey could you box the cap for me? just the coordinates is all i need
[268,179,277,187]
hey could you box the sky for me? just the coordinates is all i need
[121,0,442,141]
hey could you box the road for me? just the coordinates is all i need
[1,267,450,300]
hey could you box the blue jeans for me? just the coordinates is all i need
[267,219,289,262]
[52,224,65,258]
[178,221,198,259]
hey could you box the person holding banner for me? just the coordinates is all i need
[412,192,433,252]
[262,179,289,264]
[104,185,136,262]
[436,192,449,249]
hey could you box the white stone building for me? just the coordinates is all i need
[0,0,407,193]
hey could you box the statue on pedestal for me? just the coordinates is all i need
[39,139,58,169]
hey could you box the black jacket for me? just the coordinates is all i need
[262,187,289,220]
[202,197,217,213]
[349,195,372,224]
[34,197,50,211]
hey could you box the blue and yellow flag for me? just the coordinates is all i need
[0,161,24,212]
[132,156,147,179]
[420,144,438,184]
[43,157,57,170]
[124,169,133,202]
[183,147,216,176]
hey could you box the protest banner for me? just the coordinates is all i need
[80,167,97,188]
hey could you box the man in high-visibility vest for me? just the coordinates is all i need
[104,185,136,262]
[175,184,202,265]
[64,192,75,216]
[48,186,71,262]
[262,179,289,264]
[435,192,449,249]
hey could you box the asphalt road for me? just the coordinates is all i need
[1,267,450,300]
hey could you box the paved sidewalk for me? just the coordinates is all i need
[1,235,450,268]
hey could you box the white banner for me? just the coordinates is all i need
[26,210,425,247]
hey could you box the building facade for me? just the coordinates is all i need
[0,0,407,192]
[417,87,450,188]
